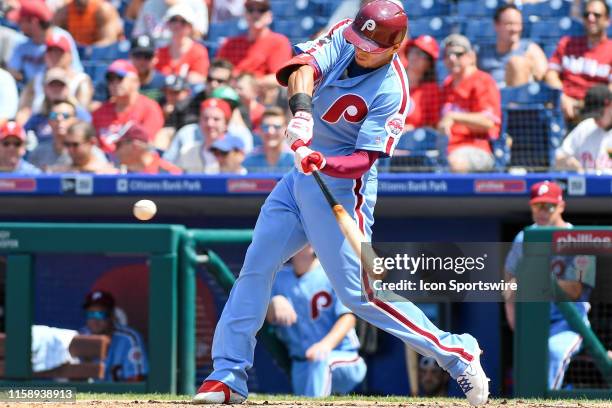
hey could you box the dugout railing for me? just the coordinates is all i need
[515,227,612,399]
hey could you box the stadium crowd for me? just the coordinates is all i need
[0,0,610,175]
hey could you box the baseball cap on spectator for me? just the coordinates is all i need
[211,86,241,109]
[130,35,155,57]
[164,74,189,91]
[529,181,563,205]
[0,121,26,141]
[408,35,439,59]
[107,59,138,78]
[200,98,232,121]
[211,135,245,153]
[82,290,115,310]
[164,3,197,26]
[45,67,69,85]
[581,85,612,119]
[442,34,472,53]
[118,124,151,144]
[19,0,53,23]
[46,32,71,53]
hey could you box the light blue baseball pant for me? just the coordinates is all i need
[206,170,478,397]
[292,351,367,397]
[548,319,583,389]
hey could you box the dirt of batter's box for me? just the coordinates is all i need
[5,400,609,408]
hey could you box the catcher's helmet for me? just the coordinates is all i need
[343,0,407,54]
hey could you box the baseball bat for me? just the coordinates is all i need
[405,345,420,396]
[310,167,383,280]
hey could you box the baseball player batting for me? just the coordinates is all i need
[193,1,489,405]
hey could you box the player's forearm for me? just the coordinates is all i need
[287,65,315,98]
[319,313,356,350]
[321,150,379,179]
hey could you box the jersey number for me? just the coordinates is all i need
[310,291,333,320]
[322,94,369,124]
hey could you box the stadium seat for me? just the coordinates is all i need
[529,17,584,43]
[273,16,319,43]
[270,0,314,18]
[521,0,572,19]
[80,40,131,62]
[207,19,247,44]
[456,0,499,18]
[501,83,565,170]
[390,128,447,172]
[402,0,451,18]
[462,18,496,44]
[408,17,457,42]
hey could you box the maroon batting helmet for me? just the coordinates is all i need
[343,0,408,54]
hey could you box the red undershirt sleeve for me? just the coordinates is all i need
[321,150,380,179]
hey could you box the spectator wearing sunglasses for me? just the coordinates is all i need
[49,121,115,173]
[0,121,41,174]
[79,290,148,382]
[92,59,164,153]
[545,0,612,123]
[154,4,210,85]
[130,35,166,104]
[216,0,292,89]
[243,107,293,173]
[439,34,501,173]
[210,135,247,175]
[187,58,235,128]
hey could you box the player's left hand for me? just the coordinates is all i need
[305,340,332,362]
[294,146,326,175]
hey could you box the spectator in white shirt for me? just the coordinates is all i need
[555,85,612,172]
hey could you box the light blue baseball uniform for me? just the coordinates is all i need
[271,265,366,396]
[80,324,149,381]
[206,20,479,398]
[505,224,593,389]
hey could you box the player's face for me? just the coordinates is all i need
[495,8,523,44]
[85,306,112,335]
[200,107,228,142]
[354,44,399,69]
[530,201,565,226]
[583,1,610,36]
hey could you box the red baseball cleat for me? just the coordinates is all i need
[192,380,246,404]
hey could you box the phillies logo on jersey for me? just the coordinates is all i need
[385,113,404,136]
[310,290,333,319]
[322,94,369,124]
[361,19,376,31]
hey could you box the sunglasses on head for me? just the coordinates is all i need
[85,310,110,320]
[583,11,604,19]
[1,140,23,148]
[246,6,269,14]
[49,111,74,121]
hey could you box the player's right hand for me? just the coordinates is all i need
[268,295,297,326]
[285,111,313,151]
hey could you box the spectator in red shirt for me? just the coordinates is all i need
[545,0,612,122]
[403,35,441,131]
[115,124,182,174]
[439,34,501,173]
[216,0,292,87]
[92,59,164,152]
[154,3,210,85]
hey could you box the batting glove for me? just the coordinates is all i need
[294,145,326,175]
[285,111,313,151]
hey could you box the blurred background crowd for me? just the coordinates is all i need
[0,0,610,176]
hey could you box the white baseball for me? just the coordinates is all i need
[133,199,157,221]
